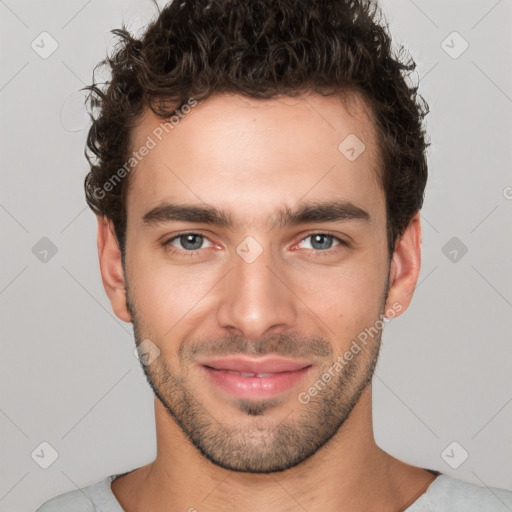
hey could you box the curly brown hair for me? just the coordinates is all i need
[83,0,429,259]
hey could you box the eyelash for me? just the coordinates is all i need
[162,231,347,257]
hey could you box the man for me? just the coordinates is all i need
[37,0,512,510]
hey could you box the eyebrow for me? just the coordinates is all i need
[141,199,371,230]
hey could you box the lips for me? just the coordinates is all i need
[198,356,314,400]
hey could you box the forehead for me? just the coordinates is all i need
[126,92,384,228]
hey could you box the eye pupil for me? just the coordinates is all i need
[181,234,203,250]
[311,234,333,250]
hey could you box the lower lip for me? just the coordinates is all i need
[201,365,313,400]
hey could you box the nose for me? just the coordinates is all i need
[215,242,298,342]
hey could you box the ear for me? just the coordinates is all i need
[384,212,422,318]
[97,216,131,323]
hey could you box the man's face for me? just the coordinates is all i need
[121,93,393,473]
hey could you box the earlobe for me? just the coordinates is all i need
[384,212,422,317]
[97,216,132,323]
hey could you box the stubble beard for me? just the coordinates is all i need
[125,272,390,474]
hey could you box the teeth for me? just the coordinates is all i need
[225,370,275,378]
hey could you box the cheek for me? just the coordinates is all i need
[295,258,386,332]
[127,253,223,330]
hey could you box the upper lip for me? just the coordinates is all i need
[199,356,312,373]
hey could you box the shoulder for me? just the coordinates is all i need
[421,474,512,511]
[35,489,96,512]
[35,475,118,512]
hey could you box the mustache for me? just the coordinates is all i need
[179,332,333,361]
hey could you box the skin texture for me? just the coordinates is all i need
[98,92,434,511]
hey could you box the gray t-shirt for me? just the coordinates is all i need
[35,470,512,511]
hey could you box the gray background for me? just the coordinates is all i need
[1,0,511,510]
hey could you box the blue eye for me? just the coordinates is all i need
[165,233,213,253]
[162,231,346,259]
[299,233,343,251]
